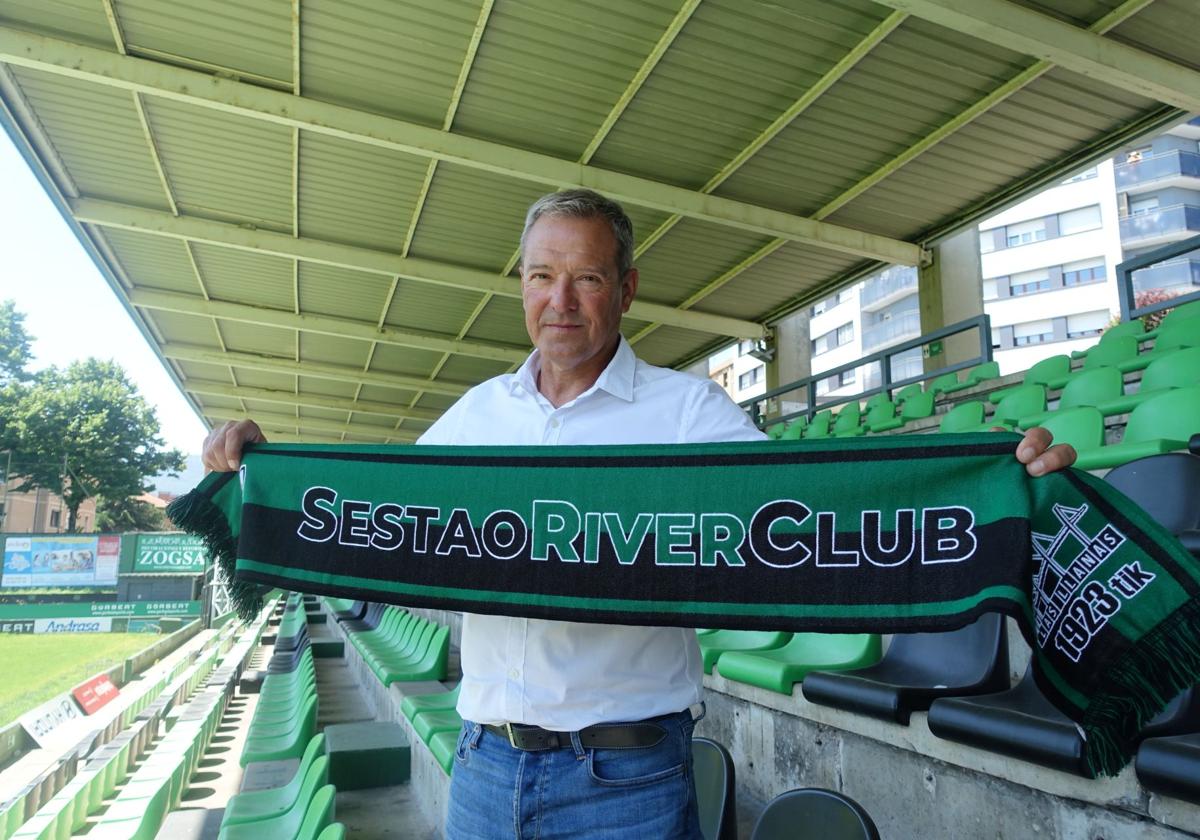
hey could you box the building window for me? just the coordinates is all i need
[1063,257,1106,286]
[50,509,61,528]
[1058,204,1102,236]
[1130,196,1160,216]
[982,278,999,301]
[1006,218,1047,247]
[1067,310,1109,339]
[811,322,854,355]
[738,339,756,356]
[1061,166,1098,184]
[814,369,855,396]
[1013,319,1054,346]
[1009,268,1052,297]
[738,365,764,390]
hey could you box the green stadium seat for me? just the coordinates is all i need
[985,384,1045,430]
[941,361,1000,394]
[899,390,934,423]
[804,410,832,439]
[928,372,961,396]
[779,417,807,440]
[832,405,864,437]
[401,683,462,721]
[1050,335,1138,388]
[1141,298,1200,340]
[1071,318,1145,359]
[412,709,465,743]
[714,633,883,695]
[1017,366,1123,429]
[222,735,326,826]
[1073,386,1200,470]
[939,402,984,433]
[864,392,889,411]
[698,630,791,675]
[318,825,347,840]
[1117,317,1200,373]
[989,355,1069,404]
[241,695,318,766]
[765,422,785,439]
[1030,407,1105,453]
[865,399,903,433]
[1094,347,1200,416]
[894,383,924,404]
[693,738,737,840]
[219,759,330,840]
[428,731,458,775]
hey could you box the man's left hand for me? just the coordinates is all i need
[1009,426,1077,477]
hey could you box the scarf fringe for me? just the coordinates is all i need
[1081,597,1200,776]
[167,487,265,620]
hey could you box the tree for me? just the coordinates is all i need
[6,358,185,531]
[95,495,168,532]
[0,300,33,385]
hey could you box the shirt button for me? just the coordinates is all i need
[549,418,560,428]
[509,668,520,679]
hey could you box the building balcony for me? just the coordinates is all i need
[861,310,922,353]
[1115,150,1200,195]
[1131,257,1200,294]
[859,266,918,312]
[1170,116,1200,140]
[1119,204,1200,249]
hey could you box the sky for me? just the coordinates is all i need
[0,126,207,467]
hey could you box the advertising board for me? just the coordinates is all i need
[1,535,120,588]
[19,693,81,747]
[0,620,35,633]
[0,601,202,619]
[132,534,207,573]
[72,674,119,715]
[33,617,113,633]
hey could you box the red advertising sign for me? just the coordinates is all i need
[72,674,119,715]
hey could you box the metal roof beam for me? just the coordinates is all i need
[0,26,923,267]
[203,409,419,442]
[187,380,440,422]
[127,287,531,364]
[73,198,766,339]
[161,342,471,397]
[873,0,1200,113]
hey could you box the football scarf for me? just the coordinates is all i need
[168,433,1200,776]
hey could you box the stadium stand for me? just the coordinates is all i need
[713,633,882,695]
[750,788,880,840]
[693,737,737,840]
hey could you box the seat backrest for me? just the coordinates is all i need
[1098,319,1145,344]
[295,785,336,840]
[1024,354,1071,386]
[939,401,984,433]
[864,392,889,411]
[780,419,806,440]
[806,411,832,438]
[865,400,897,427]
[879,613,1007,683]
[751,788,880,840]
[1158,298,1200,332]
[899,390,934,421]
[1060,366,1122,409]
[1084,335,1137,369]
[1104,452,1200,535]
[894,383,923,404]
[693,738,737,840]
[1037,407,1104,452]
[991,384,1045,426]
[1123,385,1200,445]
[832,405,861,433]
[1140,347,1200,392]
[929,372,960,394]
[1151,317,1200,355]
[967,360,1000,384]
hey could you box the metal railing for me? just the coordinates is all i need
[1114,149,1200,191]
[740,314,993,428]
[1119,204,1200,243]
[861,310,922,352]
[1117,233,1200,323]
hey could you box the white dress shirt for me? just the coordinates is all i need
[417,337,766,730]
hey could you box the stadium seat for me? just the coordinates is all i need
[750,788,880,840]
[698,630,791,675]
[1051,335,1138,388]
[989,355,1070,404]
[801,614,1009,724]
[1104,452,1200,559]
[318,825,347,840]
[222,735,327,826]
[927,664,1091,776]
[1117,317,1200,373]
[412,709,465,743]
[241,695,318,765]
[928,372,961,396]
[1071,318,1145,359]
[864,399,903,433]
[1073,386,1200,470]
[401,683,462,721]
[428,730,458,775]
[693,737,737,840]
[780,417,807,440]
[899,390,934,423]
[984,384,1046,429]
[342,602,387,633]
[1142,297,1200,341]
[1094,346,1200,416]
[1136,733,1200,805]
[714,633,882,694]
[219,759,331,839]
[1030,406,1105,454]
[894,383,923,404]
[833,405,865,437]
[939,401,984,433]
[765,422,785,439]
[1017,366,1123,428]
[864,392,890,411]
[941,361,1000,394]
[805,410,833,439]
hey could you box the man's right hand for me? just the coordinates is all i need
[201,420,267,472]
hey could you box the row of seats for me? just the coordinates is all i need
[345,607,450,686]
[699,452,1200,800]
[400,684,463,775]
[219,733,343,840]
[242,598,319,766]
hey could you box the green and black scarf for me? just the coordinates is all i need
[169,433,1200,776]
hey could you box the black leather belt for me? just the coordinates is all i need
[483,720,667,751]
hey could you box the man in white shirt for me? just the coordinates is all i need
[203,189,1075,838]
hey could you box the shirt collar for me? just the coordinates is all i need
[509,336,636,403]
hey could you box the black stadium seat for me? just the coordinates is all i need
[693,737,737,840]
[1103,452,1200,559]
[801,614,1009,724]
[1136,733,1200,805]
[750,788,879,840]
[342,602,386,633]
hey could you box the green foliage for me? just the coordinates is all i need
[0,300,33,385]
[95,495,168,532]
[5,358,185,531]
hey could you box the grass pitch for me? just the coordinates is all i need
[0,634,153,727]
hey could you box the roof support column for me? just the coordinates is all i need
[919,227,987,373]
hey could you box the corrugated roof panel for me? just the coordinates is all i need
[297,134,430,251]
[214,319,295,357]
[634,219,774,305]
[143,99,292,228]
[367,343,445,379]
[434,354,514,385]
[298,263,391,323]
[298,332,371,370]
[299,377,359,401]
[698,245,862,320]
[1110,0,1200,69]
[589,0,894,190]
[9,69,168,206]
[297,406,350,423]
[300,0,478,126]
[450,0,680,160]
[354,383,421,405]
[190,243,294,310]
[383,280,485,336]
[409,392,461,413]
[174,360,228,382]
[195,395,243,412]
[115,0,292,86]
[407,164,546,272]
[230,369,294,392]
[140,308,220,346]
[99,229,201,295]
[630,323,714,368]
[0,0,114,47]
[461,296,533,346]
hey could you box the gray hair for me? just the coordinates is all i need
[519,189,635,277]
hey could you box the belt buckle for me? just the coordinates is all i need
[504,722,519,749]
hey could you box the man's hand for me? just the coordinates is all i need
[1007,426,1076,477]
[201,419,267,472]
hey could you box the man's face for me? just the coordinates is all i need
[521,214,638,376]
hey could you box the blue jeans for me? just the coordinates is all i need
[445,709,702,839]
